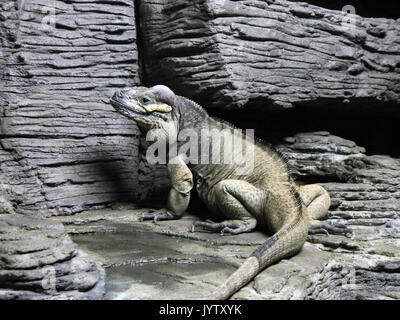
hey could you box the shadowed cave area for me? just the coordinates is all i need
[288,0,400,19]
[210,104,400,158]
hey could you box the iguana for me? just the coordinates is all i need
[110,85,341,300]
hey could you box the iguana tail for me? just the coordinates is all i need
[209,203,309,300]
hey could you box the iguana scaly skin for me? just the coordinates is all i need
[110,85,333,300]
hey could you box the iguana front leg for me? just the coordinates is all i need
[142,156,193,222]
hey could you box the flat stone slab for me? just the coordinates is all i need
[53,202,400,300]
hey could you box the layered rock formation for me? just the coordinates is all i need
[0,0,140,216]
[138,0,400,110]
[0,214,104,299]
[0,182,15,214]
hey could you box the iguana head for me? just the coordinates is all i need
[111,85,179,136]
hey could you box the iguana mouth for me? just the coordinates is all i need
[110,98,148,116]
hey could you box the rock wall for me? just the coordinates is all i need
[0,214,104,299]
[138,0,400,110]
[278,131,400,242]
[0,0,140,216]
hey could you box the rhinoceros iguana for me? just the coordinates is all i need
[110,85,341,299]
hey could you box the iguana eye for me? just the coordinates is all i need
[140,96,151,105]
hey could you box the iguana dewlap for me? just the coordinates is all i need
[110,85,333,300]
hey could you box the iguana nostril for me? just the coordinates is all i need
[127,90,136,100]
[112,91,121,100]
[116,90,124,98]
[116,88,130,99]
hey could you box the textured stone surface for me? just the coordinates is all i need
[0,214,105,299]
[278,132,400,235]
[138,0,400,110]
[136,137,170,202]
[0,0,140,216]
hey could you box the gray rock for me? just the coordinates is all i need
[138,0,400,110]
[0,214,105,300]
[0,0,140,216]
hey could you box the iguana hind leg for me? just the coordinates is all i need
[299,184,352,236]
[194,180,262,235]
[298,184,330,220]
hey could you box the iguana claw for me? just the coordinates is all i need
[193,219,254,235]
[309,220,353,238]
[140,208,175,222]
[220,227,241,235]
[194,219,225,232]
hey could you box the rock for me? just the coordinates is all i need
[277,131,400,242]
[0,0,140,216]
[0,214,105,299]
[138,0,400,110]
[277,131,367,180]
